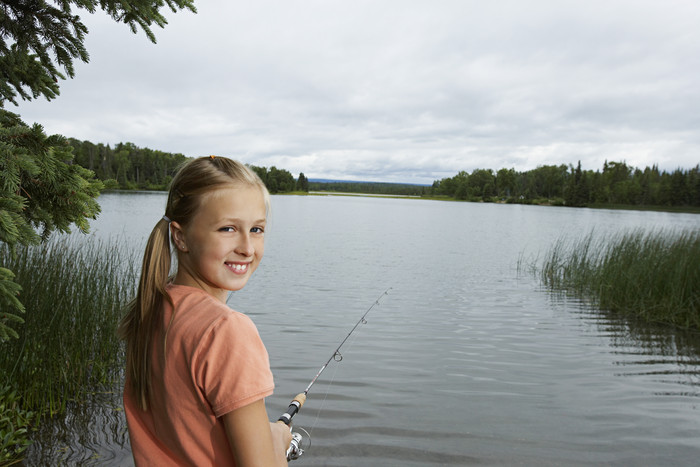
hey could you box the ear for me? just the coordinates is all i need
[170,221,188,252]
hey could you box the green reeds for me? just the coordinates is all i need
[0,235,137,415]
[540,228,700,329]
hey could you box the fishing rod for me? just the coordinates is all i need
[277,287,391,461]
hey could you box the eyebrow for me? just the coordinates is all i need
[220,218,267,224]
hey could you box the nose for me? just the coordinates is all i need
[235,233,254,257]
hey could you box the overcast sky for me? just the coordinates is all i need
[12,0,700,184]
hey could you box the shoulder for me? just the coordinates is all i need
[167,284,260,342]
[168,284,229,314]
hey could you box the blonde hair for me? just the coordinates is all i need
[119,156,269,410]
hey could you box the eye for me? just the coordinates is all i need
[219,226,235,232]
[251,226,265,234]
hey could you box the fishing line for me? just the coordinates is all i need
[306,360,337,436]
[276,287,391,460]
[307,318,365,436]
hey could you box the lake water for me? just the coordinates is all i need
[25,193,700,466]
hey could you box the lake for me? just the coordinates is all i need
[25,192,700,466]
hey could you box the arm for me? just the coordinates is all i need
[222,399,291,466]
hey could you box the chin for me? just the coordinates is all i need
[227,279,251,292]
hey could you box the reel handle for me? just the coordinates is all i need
[285,431,304,461]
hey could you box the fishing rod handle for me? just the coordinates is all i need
[277,393,307,426]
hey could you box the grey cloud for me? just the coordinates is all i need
[12,0,700,184]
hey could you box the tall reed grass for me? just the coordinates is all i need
[0,235,137,415]
[539,229,700,329]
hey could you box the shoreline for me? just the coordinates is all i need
[100,189,700,214]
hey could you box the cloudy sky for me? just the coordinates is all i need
[12,0,700,184]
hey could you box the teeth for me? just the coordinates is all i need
[230,263,247,272]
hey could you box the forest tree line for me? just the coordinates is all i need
[67,139,427,196]
[430,161,700,208]
[67,139,308,193]
[307,180,429,196]
[67,139,699,208]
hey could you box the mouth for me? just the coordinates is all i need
[226,262,250,274]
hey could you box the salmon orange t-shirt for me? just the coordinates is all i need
[124,284,275,466]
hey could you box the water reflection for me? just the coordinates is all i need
[604,318,700,398]
[548,291,700,391]
[20,194,700,466]
[23,386,130,466]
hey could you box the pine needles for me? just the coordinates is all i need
[539,229,700,329]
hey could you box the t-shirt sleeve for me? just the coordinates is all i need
[194,312,275,418]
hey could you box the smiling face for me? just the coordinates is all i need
[170,184,267,302]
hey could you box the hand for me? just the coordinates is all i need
[271,422,294,461]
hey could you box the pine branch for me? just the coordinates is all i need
[0,267,24,343]
[1,109,103,340]
[0,0,196,104]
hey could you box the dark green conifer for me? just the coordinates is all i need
[0,0,197,341]
[0,109,103,341]
[0,0,196,105]
[297,172,309,192]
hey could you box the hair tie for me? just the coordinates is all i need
[162,215,171,223]
[209,155,216,159]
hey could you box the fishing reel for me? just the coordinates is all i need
[286,427,310,461]
[286,431,304,460]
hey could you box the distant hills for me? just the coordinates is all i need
[309,178,430,187]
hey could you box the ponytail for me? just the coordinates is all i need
[119,216,173,410]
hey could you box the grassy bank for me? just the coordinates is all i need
[0,235,137,461]
[0,235,137,412]
[538,229,700,329]
[586,203,700,214]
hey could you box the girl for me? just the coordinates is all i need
[119,156,292,466]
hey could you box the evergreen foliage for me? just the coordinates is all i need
[0,0,197,105]
[0,267,23,341]
[296,172,309,192]
[431,161,700,208]
[0,109,102,342]
[67,140,313,195]
[308,180,428,196]
[68,139,188,190]
[250,165,296,193]
[58,136,700,207]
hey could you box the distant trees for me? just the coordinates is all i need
[68,139,188,190]
[38,135,700,208]
[250,165,296,193]
[308,180,428,196]
[296,172,309,192]
[66,140,316,194]
[565,161,700,207]
[432,161,700,208]
[565,161,588,207]
[467,169,496,200]
[496,168,516,198]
